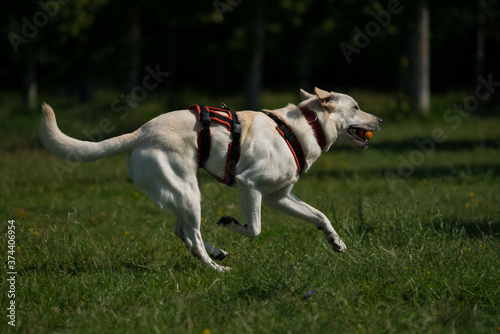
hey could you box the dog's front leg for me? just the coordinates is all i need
[217,184,262,237]
[263,191,347,252]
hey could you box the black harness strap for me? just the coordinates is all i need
[189,104,241,186]
[227,114,241,186]
[198,105,211,168]
[266,113,305,176]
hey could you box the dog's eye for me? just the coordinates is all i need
[353,105,359,110]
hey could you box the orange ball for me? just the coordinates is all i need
[356,129,373,140]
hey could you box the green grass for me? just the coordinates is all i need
[1,91,500,333]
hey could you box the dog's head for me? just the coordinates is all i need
[300,87,382,150]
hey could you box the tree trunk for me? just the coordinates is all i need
[475,0,486,84]
[245,0,265,110]
[299,36,313,90]
[23,43,37,109]
[166,22,177,110]
[127,4,141,91]
[409,0,430,115]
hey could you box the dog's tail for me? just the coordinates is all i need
[39,103,137,162]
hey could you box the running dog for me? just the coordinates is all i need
[39,87,382,271]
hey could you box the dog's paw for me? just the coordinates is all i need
[213,263,231,272]
[217,215,240,226]
[217,215,257,237]
[208,260,231,272]
[329,237,347,252]
[211,250,228,262]
[217,216,246,231]
[217,215,233,226]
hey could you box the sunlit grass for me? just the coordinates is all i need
[1,91,499,333]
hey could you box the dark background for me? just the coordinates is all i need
[1,0,499,111]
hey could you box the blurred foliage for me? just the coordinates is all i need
[1,0,499,105]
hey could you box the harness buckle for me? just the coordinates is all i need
[200,108,211,127]
[220,102,230,110]
[232,122,241,136]
[283,128,296,141]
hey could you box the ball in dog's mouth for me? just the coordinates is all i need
[356,129,373,140]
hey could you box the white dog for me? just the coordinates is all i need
[39,87,382,271]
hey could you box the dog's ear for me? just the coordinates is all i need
[300,89,314,101]
[314,87,332,100]
[314,87,336,106]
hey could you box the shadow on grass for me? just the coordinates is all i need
[440,217,500,238]
[332,138,500,153]
[310,162,500,180]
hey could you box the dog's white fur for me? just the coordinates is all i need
[39,88,382,271]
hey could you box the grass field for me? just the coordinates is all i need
[1,90,500,333]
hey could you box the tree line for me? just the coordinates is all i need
[2,0,499,112]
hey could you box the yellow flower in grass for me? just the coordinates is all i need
[29,228,39,236]
[202,330,211,334]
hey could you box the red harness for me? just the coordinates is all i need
[300,106,327,150]
[189,104,241,186]
[267,106,327,176]
[190,104,326,182]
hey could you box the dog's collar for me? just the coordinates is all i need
[300,106,326,150]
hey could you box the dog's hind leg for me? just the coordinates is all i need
[217,183,262,237]
[263,190,347,252]
[171,173,230,271]
[176,203,230,272]
[127,149,229,271]
[174,218,228,261]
